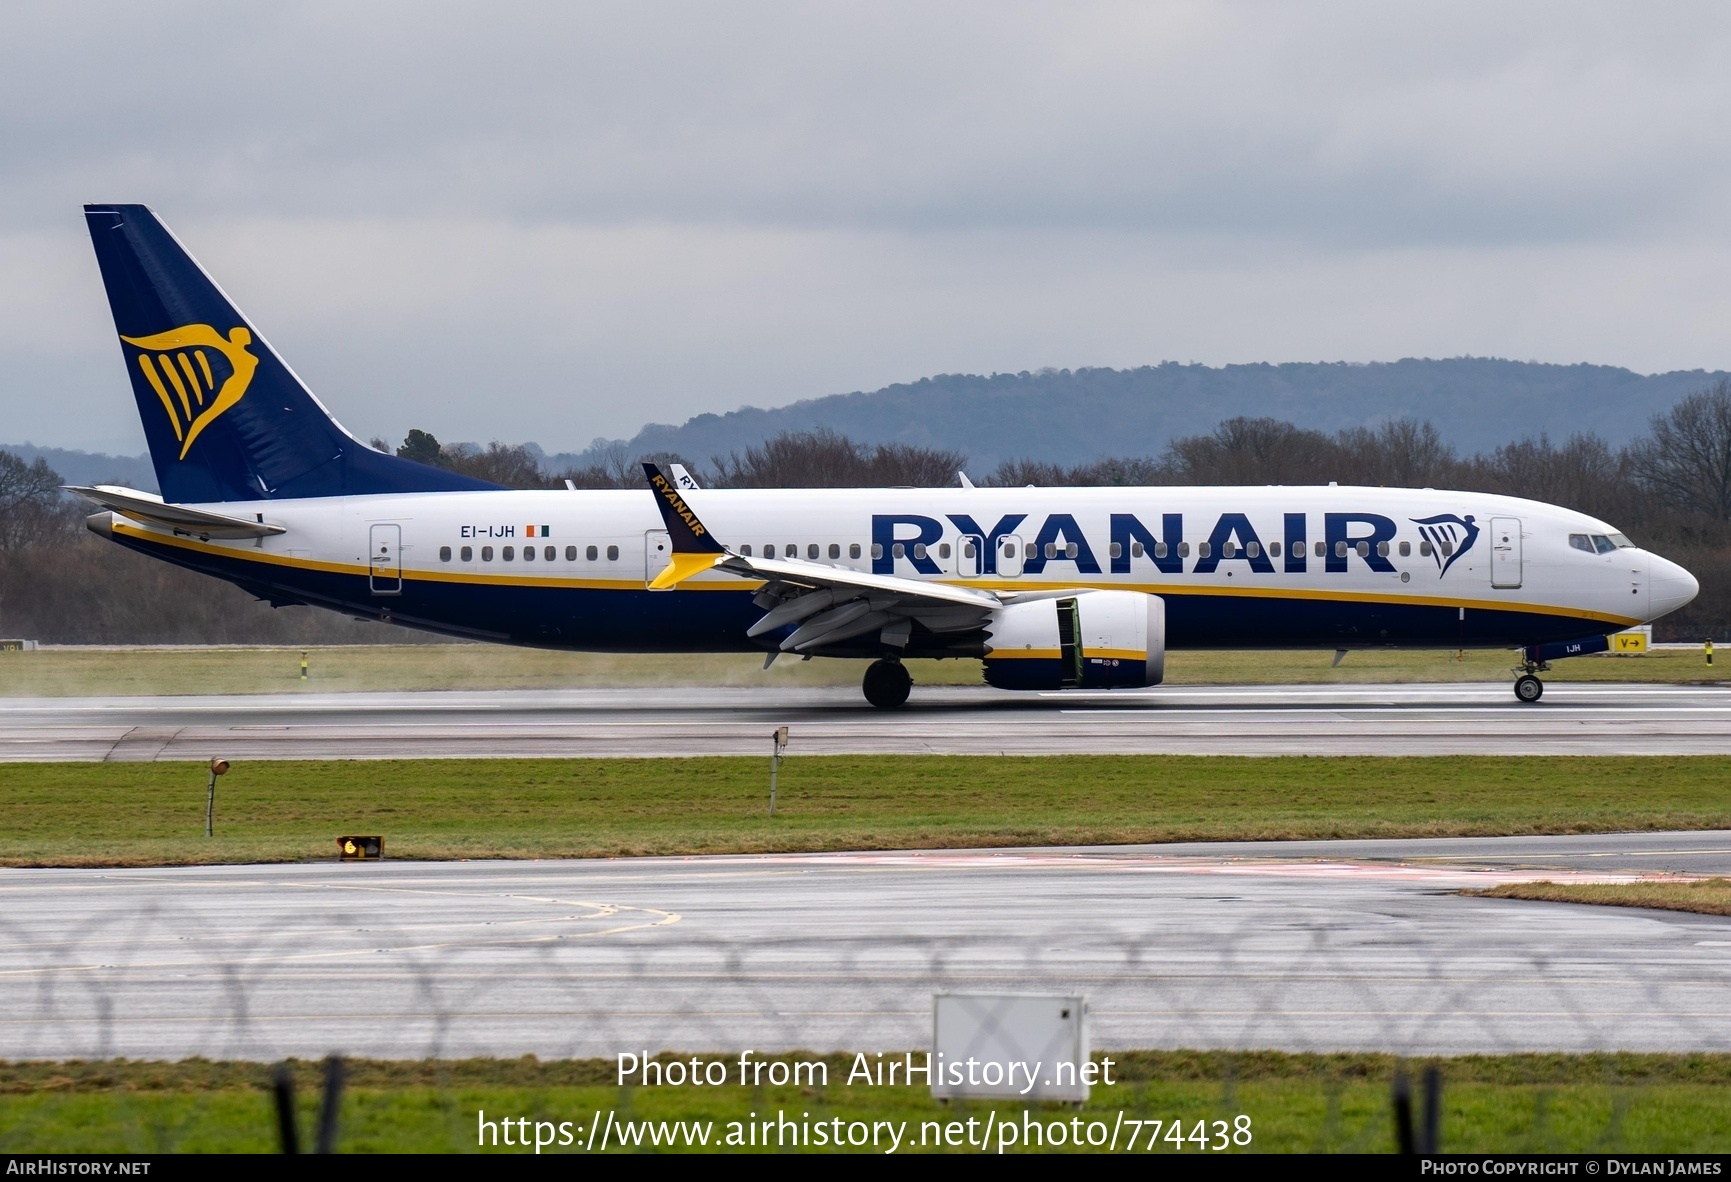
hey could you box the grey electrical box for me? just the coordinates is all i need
[932,992,1091,1102]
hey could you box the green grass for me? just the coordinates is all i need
[4,754,1731,866]
[1471,878,1731,917]
[3,1053,1729,1153]
[0,643,1720,697]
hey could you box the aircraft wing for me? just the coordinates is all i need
[68,485,286,540]
[641,463,999,654]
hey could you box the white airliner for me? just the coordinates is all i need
[72,205,1698,707]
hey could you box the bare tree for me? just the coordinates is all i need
[1629,380,1731,519]
[712,429,966,488]
[0,452,75,554]
[1336,419,1458,487]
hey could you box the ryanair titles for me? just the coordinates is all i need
[871,511,1469,578]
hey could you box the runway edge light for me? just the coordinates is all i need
[338,836,383,861]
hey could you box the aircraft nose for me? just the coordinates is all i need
[1647,553,1699,621]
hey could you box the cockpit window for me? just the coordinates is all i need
[1572,532,1636,554]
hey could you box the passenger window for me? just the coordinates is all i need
[1003,543,1015,558]
[786,543,796,557]
[1592,535,1616,554]
[482,546,494,562]
[1356,541,1368,557]
[831,543,842,559]
[1178,542,1190,558]
[1399,541,1410,557]
[808,543,820,559]
[586,545,598,560]
[1314,541,1326,557]
[1130,541,1143,558]
[740,544,752,556]
[1198,542,1211,559]
[850,543,861,559]
[1065,543,1078,558]
[503,546,515,561]
[565,546,577,561]
[1419,540,1432,557]
[1334,541,1347,558]
[963,541,977,558]
[439,546,452,562]
[1025,543,1036,559]
[1044,543,1056,559]
[523,546,535,561]
[1270,541,1281,557]
[1440,539,1454,556]
[460,546,473,562]
[893,542,905,559]
[1110,542,1122,559]
[1222,541,1237,558]
[1376,541,1389,558]
[872,543,884,559]
[1569,533,1594,553]
[912,543,926,560]
[1247,541,1261,558]
[607,545,619,560]
[763,544,775,558]
[1155,542,1167,558]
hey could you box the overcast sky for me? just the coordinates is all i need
[5,1,1731,453]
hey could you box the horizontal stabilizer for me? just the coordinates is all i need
[68,485,285,539]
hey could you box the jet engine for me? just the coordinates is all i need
[982,590,1165,690]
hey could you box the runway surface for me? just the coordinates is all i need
[3,831,1728,1060]
[3,681,1731,760]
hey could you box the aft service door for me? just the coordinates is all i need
[1490,517,1522,588]
[645,530,672,589]
[368,523,402,595]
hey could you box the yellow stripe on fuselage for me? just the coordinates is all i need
[107,520,1641,625]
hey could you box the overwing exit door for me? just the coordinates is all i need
[369,523,402,594]
[1490,517,1522,588]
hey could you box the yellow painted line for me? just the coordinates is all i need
[109,521,1640,624]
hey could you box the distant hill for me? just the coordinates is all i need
[595,358,1728,473]
[0,444,156,493]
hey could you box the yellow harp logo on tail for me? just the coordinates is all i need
[119,325,259,460]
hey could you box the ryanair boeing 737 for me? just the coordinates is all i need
[72,205,1700,707]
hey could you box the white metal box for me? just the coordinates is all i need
[931,992,1091,1101]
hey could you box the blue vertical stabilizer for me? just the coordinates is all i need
[83,204,500,503]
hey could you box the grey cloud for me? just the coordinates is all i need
[7,2,1731,453]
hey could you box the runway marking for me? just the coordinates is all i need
[0,902,681,976]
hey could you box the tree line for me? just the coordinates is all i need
[4,382,1730,642]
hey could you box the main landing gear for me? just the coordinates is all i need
[863,658,912,709]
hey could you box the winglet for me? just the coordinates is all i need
[644,462,727,589]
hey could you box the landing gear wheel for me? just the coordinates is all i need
[862,659,912,709]
[1514,674,1543,703]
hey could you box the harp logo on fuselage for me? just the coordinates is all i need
[119,325,259,460]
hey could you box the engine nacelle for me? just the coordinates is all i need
[982,591,1165,690]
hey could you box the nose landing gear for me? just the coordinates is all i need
[862,658,912,709]
[1513,648,1548,703]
